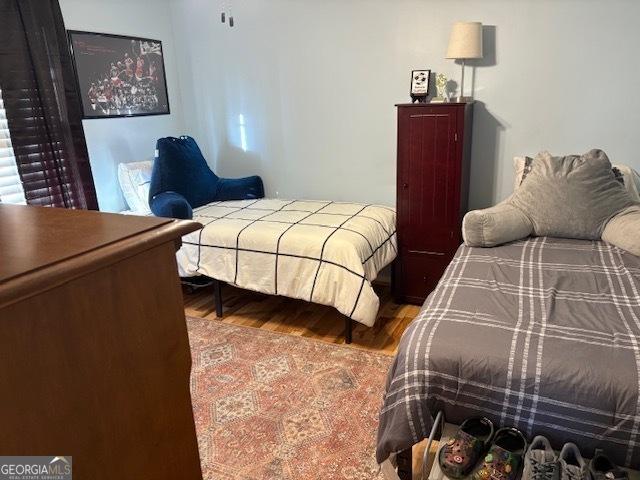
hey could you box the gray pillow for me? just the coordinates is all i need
[614,164,640,201]
[602,205,640,256]
[511,149,635,239]
[513,156,640,202]
[463,149,640,255]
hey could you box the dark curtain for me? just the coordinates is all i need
[0,0,98,209]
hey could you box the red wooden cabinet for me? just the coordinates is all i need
[393,102,474,304]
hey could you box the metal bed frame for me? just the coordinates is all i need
[209,278,354,344]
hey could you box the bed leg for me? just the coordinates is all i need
[213,279,223,318]
[396,448,412,480]
[345,317,352,344]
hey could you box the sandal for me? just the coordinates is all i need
[472,427,528,480]
[439,417,495,479]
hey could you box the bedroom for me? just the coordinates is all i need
[0,0,639,479]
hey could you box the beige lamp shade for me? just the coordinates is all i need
[446,22,483,59]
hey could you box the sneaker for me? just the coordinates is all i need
[559,443,591,480]
[472,427,528,480]
[438,417,495,479]
[589,449,628,480]
[522,436,559,480]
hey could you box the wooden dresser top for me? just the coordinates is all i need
[395,102,472,107]
[0,205,201,305]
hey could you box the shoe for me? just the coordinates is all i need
[589,449,628,480]
[472,427,528,480]
[439,417,495,479]
[522,436,559,480]
[559,443,591,480]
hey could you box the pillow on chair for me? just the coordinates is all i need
[149,136,264,218]
[149,136,219,209]
[463,149,640,255]
[148,136,265,215]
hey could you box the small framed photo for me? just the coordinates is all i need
[410,69,430,103]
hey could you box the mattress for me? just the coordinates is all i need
[177,199,397,327]
[377,237,640,468]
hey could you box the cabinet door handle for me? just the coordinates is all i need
[423,275,428,283]
[402,183,409,189]
[408,250,445,256]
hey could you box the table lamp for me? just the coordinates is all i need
[446,21,483,102]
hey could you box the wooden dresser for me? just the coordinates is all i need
[0,205,203,480]
[394,102,474,304]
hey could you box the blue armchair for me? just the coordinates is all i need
[149,136,264,219]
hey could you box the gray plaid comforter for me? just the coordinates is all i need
[377,238,640,468]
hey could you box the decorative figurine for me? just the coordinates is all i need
[432,73,448,103]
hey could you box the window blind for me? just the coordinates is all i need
[0,0,98,210]
[0,88,26,204]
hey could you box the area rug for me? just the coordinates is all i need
[186,316,392,480]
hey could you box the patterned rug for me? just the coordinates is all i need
[187,317,392,479]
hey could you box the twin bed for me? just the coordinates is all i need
[176,198,397,338]
[377,237,640,472]
[116,160,398,341]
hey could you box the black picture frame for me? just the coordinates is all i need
[410,69,430,103]
[68,30,170,119]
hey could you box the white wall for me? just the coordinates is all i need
[60,0,184,212]
[169,0,640,209]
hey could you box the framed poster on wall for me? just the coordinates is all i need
[68,30,170,119]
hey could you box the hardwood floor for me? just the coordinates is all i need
[182,282,420,354]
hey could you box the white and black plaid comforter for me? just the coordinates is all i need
[177,199,397,326]
[377,237,640,468]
